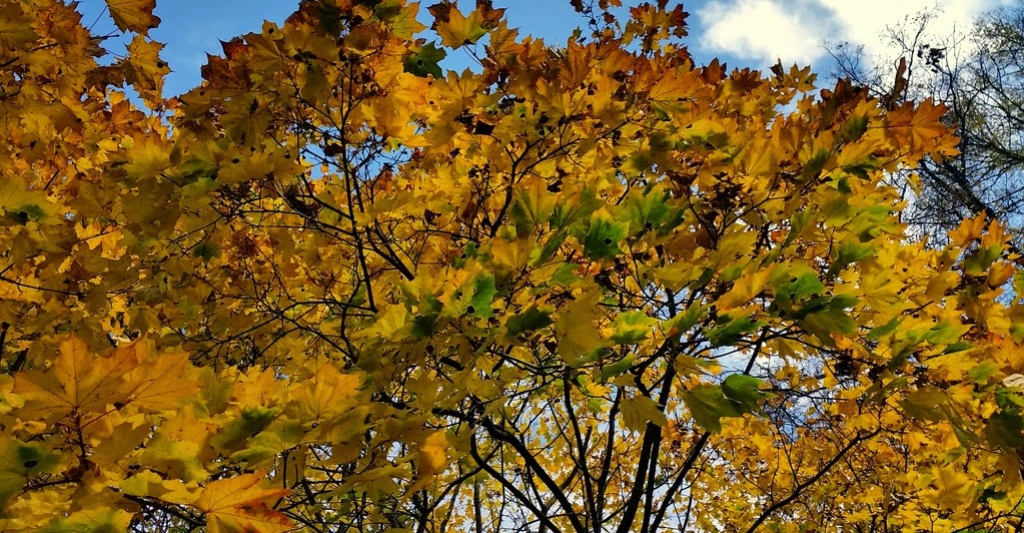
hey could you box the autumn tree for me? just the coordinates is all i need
[828,5,1024,248]
[2,1,1024,532]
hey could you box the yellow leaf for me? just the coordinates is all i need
[554,285,608,364]
[408,431,447,493]
[620,394,667,432]
[106,0,160,35]
[124,35,171,107]
[387,2,428,40]
[14,336,136,422]
[433,5,488,47]
[288,363,362,425]
[194,472,292,533]
[124,347,202,412]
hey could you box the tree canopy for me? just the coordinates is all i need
[1,1,1022,532]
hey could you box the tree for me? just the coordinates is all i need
[827,5,1024,248]
[0,1,1023,532]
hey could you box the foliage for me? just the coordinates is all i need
[827,5,1024,248]
[0,0,1022,532]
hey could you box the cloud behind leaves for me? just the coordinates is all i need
[695,0,1012,68]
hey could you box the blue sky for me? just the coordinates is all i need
[76,0,1010,97]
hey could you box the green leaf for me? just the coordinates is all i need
[180,156,218,185]
[681,384,740,433]
[192,240,220,262]
[404,41,446,78]
[598,356,635,382]
[827,241,875,276]
[665,304,707,336]
[899,387,947,422]
[469,274,497,318]
[551,262,580,285]
[867,317,901,340]
[611,311,656,344]
[230,419,305,464]
[963,244,1002,276]
[532,231,568,266]
[621,188,673,235]
[506,306,553,337]
[721,374,769,414]
[942,341,972,354]
[411,313,440,339]
[924,321,970,346]
[620,395,667,432]
[840,114,868,142]
[986,412,1024,450]
[511,180,556,237]
[551,187,599,229]
[785,273,825,301]
[580,217,628,260]
[802,148,830,181]
[705,315,761,347]
[210,406,280,452]
[1012,322,1024,344]
[969,362,1000,384]
[0,438,61,508]
[6,204,46,225]
[794,294,858,343]
[841,159,878,180]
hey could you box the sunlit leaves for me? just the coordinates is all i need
[0,0,1016,531]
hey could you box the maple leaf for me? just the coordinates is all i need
[381,2,428,39]
[885,98,958,158]
[122,35,171,107]
[0,4,38,52]
[0,175,56,226]
[475,0,505,29]
[194,472,292,533]
[287,363,362,425]
[408,431,448,493]
[123,346,202,412]
[620,395,667,432]
[13,336,136,422]
[431,4,488,47]
[106,0,161,35]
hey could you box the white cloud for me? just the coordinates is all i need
[816,0,1004,59]
[697,0,826,66]
[695,0,1014,68]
